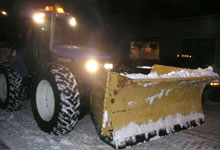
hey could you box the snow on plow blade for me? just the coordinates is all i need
[90,65,219,149]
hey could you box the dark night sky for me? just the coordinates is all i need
[1,0,220,34]
[98,0,220,18]
[1,0,220,21]
[1,0,220,56]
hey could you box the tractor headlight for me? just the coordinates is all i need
[104,63,113,70]
[33,13,45,24]
[86,60,98,72]
[69,17,77,26]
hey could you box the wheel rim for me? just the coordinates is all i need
[0,73,8,103]
[36,80,55,122]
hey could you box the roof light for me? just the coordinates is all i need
[44,6,65,13]
[57,7,64,13]
[45,6,53,11]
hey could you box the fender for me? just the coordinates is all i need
[7,55,28,77]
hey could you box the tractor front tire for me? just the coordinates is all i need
[31,64,80,135]
[0,62,23,111]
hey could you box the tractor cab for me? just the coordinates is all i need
[17,6,77,74]
[16,6,112,76]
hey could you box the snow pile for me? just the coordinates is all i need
[191,66,218,77]
[113,112,205,147]
[121,66,219,79]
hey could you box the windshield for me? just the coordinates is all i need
[36,14,88,47]
[54,18,74,45]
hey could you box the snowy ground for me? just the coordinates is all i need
[0,100,220,150]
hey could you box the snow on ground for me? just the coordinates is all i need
[121,66,219,79]
[0,100,220,150]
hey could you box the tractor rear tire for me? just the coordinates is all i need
[0,62,23,111]
[31,64,80,135]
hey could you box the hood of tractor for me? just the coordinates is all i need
[54,45,111,63]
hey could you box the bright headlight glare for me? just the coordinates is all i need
[33,13,45,24]
[104,63,113,70]
[86,60,98,72]
[69,17,76,26]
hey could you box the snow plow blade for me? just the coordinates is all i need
[90,65,219,149]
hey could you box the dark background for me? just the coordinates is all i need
[1,0,220,68]
[1,0,220,19]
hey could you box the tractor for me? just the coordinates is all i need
[0,5,219,149]
[0,5,112,135]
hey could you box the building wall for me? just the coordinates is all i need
[128,16,220,68]
[159,38,179,65]
[134,16,220,37]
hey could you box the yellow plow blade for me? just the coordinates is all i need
[90,65,218,149]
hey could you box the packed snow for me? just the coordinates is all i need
[0,101,220,150]
[113,112,205,147]
[121,66,219,79]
